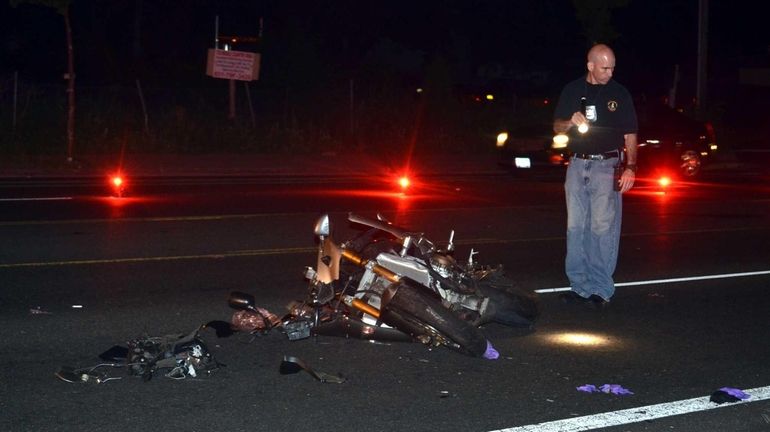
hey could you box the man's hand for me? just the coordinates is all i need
[571,111,588,127]
[554,111,588,134]
[618,169,635,193]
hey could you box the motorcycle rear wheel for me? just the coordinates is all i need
[382,281,488,357]
[476,271,539,327]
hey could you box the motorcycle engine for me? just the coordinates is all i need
[429,254,459,278]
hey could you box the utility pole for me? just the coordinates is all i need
[696,0,709,119]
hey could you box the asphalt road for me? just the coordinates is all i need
[1,168,770,432]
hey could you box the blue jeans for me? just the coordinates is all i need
[564,156,622,301]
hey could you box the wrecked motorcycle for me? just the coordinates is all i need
[229,213,538,357]
[342,213,539,326]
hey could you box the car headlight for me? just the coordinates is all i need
[552,133,569,149]
[496,132,508,147]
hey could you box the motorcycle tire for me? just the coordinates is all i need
[381,281,488,357]
[476,271,539,327]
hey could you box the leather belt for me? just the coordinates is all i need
[573,150,619,161]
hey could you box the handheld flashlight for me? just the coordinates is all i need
[578,96,589,134]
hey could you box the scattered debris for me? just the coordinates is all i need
[55,365,123,384]
[283,318,312,340]
[279,355,345,384]
[123,327,220,380]
[29,307,52,315]
[577,384,598,393]
[577,384,634,395]
[600,384,634,395]
[57,326,220,383]
[231,307,280,333]
[483,340,500,360]
[710,387,750,404]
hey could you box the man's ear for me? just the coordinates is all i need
[586,61,594,72]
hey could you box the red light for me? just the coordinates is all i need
[398,176,411,190]
[658,176,672,188]
[543,98,549,105]
[109,173,126,197]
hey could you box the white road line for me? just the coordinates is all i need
[489,385,770,432]
[535,270,770,294]
[0,197,72,201]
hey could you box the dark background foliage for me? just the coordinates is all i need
[1,0,768,158]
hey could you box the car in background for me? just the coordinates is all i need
[497,101,717,181]
[635,102,717,179]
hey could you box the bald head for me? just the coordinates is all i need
[586,44,616,85]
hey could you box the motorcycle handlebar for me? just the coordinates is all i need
[348,213,412,241]
[347,213,436,256]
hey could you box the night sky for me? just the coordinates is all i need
[0,0,770,86]
[1,1,768,113]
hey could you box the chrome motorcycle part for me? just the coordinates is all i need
[342,294,381,319]
[429,254,458,278]
[399,236,413,257]
[467,249,479,267]
[342,248,400,283]
[376,253,431,285]
[304,266,317,280]
[314,214,330,237]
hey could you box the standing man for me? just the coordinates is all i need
[553,43,638,308]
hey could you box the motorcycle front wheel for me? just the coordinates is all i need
[381,281,488,357]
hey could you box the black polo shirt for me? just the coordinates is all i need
[554,76,638,154]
